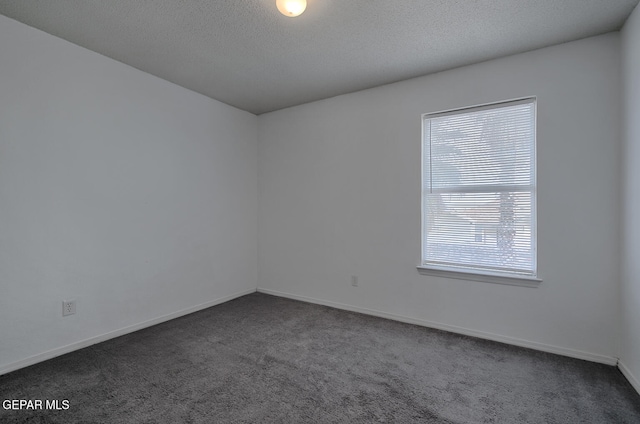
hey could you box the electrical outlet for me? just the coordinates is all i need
[62,300,76,316]
[351,275,358,287]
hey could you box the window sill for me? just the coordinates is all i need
[416,266,542,288]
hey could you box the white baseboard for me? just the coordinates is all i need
[257,288,618,366]
[0,288,256,376]
[618,361,640,395]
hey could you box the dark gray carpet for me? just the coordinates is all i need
[1,292,639,423]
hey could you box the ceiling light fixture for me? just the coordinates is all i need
[276,0,307,17]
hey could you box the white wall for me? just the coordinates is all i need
[258,34,622,363]
[0,15,258,373]
[621,3,640,392]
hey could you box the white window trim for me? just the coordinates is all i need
[416,265,542,287]
[419,97,540,286]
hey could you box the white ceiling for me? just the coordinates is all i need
[0,0,638,115]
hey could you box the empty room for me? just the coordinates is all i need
[1,0,640,422]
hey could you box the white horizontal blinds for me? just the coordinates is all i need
[423,99,536,276]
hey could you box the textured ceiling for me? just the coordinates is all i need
[0,0,638,114]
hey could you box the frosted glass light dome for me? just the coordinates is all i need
[276,0,307,17]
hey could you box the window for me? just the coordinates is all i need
[420,98,538,283]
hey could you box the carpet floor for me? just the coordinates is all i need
[1,292,639,423]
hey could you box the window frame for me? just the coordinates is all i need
[418,97,541,287]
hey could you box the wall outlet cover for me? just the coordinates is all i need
[62,300,76,316]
